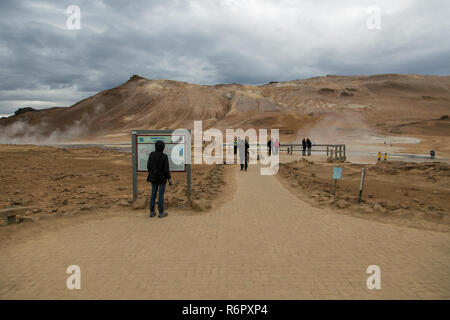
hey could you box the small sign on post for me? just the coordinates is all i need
[332,167,342,196]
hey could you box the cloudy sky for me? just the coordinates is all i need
[0,0,449,116]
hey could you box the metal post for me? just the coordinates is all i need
[186,130,192,206]
[358,168,366,203]
[326,145,329,156]
[131,131,138,202]
[343,144,346,160]
[186,163,191,205]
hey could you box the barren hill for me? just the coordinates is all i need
[1,74,449,143]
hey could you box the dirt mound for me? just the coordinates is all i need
[277,159,450,231]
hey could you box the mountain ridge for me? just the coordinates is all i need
[1,73,449,142]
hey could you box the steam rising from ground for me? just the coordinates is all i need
[0,104,105,144]
[0,119,87,144]
[296,112,375,146]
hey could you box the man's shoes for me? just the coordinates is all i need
[150,212,156,217]
[158,212,168,218]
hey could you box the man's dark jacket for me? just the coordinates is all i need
[147,140,171,185]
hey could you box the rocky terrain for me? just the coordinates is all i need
[0,145,228,226]
[277,158,450,232]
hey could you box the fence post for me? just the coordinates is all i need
[131,131,138,202]
[358,168,366,203]
[186,163,191,205]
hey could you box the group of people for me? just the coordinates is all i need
[302,138,312,156]
[146,137,314,217]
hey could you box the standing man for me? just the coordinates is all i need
[302,138,306,156]
[147,140,172,218]
[267,139,272,156]
[239,138,249,171]
[306,138,312,156]
[430,150,435,159]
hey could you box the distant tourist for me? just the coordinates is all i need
[234,138,237,155]
[239,138,249,171]
[147,140,172,218]
[377,152,381,162]
[306,138,312,156]
[267,139,272,156]
[430,150,435,159]
[274,138,280,155]
[302,138,306,156]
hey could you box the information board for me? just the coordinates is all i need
[136,134,187,172]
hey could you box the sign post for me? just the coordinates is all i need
[332,167,342,196]
[131,131,138,201]
[131,129,191,203]
[358,168,366,203]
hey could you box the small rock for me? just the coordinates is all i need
[191,200,212,211]
[132,199,147,210]
[373,203,383,211]
[118,200,130,207]
[362,206,374,213]
[399,203,409,209]
[336,200,349,209]
[17,215,37,223]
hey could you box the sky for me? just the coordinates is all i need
[0,0,449,116]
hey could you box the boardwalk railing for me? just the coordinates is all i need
[217,143,346,161]
[280,144,346,161]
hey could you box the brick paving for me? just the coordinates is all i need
[0,165,449,299]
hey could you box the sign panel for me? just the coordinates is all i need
[136,134,188,172]
[332,167,342,180]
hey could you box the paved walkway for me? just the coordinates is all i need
[1,165,449,299]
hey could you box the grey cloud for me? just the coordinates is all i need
[0,0,449,115]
